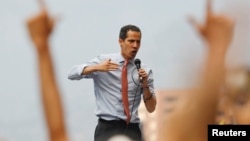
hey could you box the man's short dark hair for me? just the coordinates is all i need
[119,24,141,40]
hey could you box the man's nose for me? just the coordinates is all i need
[132,42,140,48]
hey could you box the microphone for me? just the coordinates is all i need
[134,58,141,70]
[134,58,142,82]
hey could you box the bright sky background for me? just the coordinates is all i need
[0,0,249,141]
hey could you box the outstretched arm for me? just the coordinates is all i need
[161,0,234,141]
[26,1,68,141]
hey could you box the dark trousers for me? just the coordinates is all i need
[94,118,142,141]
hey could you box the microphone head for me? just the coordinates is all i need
[134,58,141,69]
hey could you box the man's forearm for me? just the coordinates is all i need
[81,65,99,75]
[143,87,156,113]
[36,42,68,141]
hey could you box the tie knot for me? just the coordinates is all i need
[123,60,128,66]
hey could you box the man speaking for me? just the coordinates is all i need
[68,24,157,141]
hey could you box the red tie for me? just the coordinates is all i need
[122,60,131,124]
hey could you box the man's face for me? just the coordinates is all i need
[119,30,141,60]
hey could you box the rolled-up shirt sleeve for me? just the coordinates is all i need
[67,64,88,80]
[68,55,102,80]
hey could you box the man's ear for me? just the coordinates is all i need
[118,38,123,43]
[119,38,125,46]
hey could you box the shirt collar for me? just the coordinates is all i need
[117,52,135,65]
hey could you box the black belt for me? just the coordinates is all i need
[98,118,139,127]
